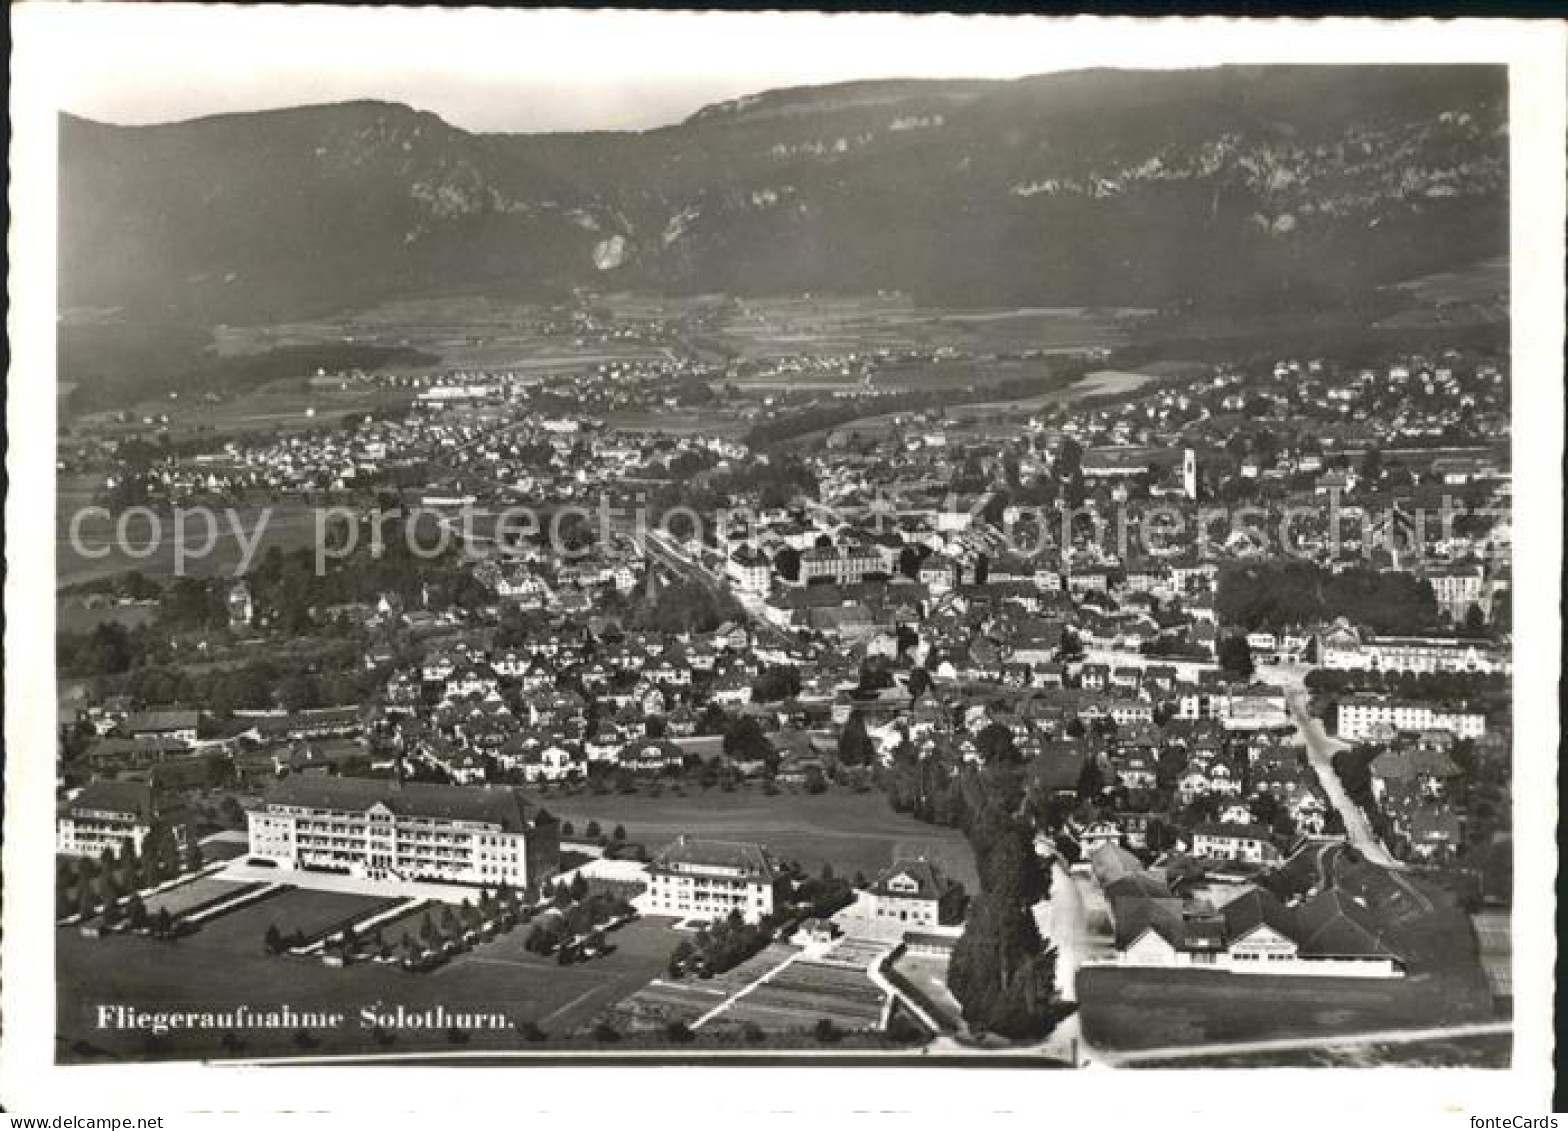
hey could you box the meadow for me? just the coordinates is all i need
[1077,965,1494,1055]
[57,905,681,1062]
[712,296,1142,362]
[542,786,977,888]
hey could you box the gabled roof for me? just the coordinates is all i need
[1219,888,1295,942]
[62,780,155,820]
[122,709,199,733]
[1088,841,1146,889]
[1293,889,1400,959]
[1370,748,1461,781]
[264,775,537,832]
[650,836,777,881]
[1192,821,1273,842]
[1112,896,1185,950]
[869,857,955,900]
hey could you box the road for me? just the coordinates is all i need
[920,858,1102,1064]
[1100,1020,1511,1066]
[1285,687,1405,871]
[1034,858,1102,1066]
[635,528,795,648]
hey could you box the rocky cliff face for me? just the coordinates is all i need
[60,66,1507,322]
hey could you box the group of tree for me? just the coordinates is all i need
[101,892,178,938]
[1216,635,1256,681]
[1217,561,1438,635]
[837,710,873,766]
[60,825,196,922]
[666,908,773,979]
[750,665,802,703]
[1304,667,1506,705]
[947,802,1061,1040]
[881,742,969,828]
[708,451,820,510]
[636,577,742,636]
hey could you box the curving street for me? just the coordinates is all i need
[1285,686,1405,871]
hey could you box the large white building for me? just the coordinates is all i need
[247,777,559,888]
[643,836,781,923]
[1424,565,1489,622]
[799,544,883,586]
[1334,697,1487,741]
[726,546,772,596]
[1318,631,1510,676]
[57,781,156,858]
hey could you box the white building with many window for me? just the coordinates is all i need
[1318,632,1510,676]
[643,836,780,923]
[247,777,559,888]
[57,781,156,858]
[1334,698,1487,741]
[726,546,772,596]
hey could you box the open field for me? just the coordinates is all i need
[56,599,158,633]
[57,477,323,589]
[889,951,964,1032]
[69,373,415,442]
[717,957,887,1034]
[212,296,670,374]
[57,911,682,1062]
[948,368,1159,417]
[803,362,1159,449]
[262,889,401,945]
[713,296,1142,360]
[604,410,750,438]
[871,356,1058,392]
[609,942,800,1030]
[364,901,441,946]
[541,787,977,888]
[1389,255,1507,303]
[1077,966,1493,1053]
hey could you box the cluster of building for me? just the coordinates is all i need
[1090,843,1402,978]
[56,333,1511,1021]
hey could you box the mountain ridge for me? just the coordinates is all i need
[60,65,1508,324]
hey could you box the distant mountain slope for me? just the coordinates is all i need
[60,66,1507,323]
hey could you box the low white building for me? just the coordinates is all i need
[1189,822,1280,864]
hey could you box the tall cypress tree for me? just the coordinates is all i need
[948,812,1059,1039]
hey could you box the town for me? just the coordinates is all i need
[55,307,1513,1066]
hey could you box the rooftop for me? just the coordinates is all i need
[650,836,778,881]
[263,775,539,833]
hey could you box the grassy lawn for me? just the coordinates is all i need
[1078,966,1493,1053]
[541,786,976,888]
[55,600,158,633]
[256,889,400,944]
[57,911,683,1062]
[142,877,258,919]
[198,839,251,864]
[889,952,964,1032]
[57,495,322,587]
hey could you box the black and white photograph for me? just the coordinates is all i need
[3,3,1563,1117]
